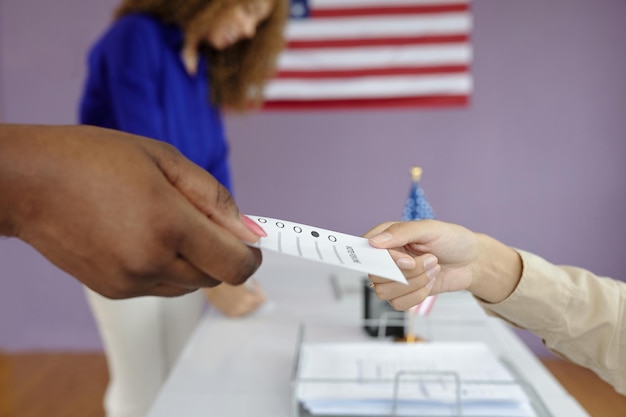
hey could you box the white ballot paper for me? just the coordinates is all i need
[246,215,407,284]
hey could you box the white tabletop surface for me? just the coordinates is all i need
[147,251,589,417]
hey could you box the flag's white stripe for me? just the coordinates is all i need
[286,13,471,40]
[278,44,471,70]
[265,74,472,100]
[310,0,469,9]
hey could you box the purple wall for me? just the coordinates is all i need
[1,0,625,355]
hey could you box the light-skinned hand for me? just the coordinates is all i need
[203,280,266,317]
[365,219,521,310]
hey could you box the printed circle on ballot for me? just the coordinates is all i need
[294,226,302,233]
[311,231,320,238]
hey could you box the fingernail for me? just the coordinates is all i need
[241,215,267,237]
[425,264,440,281]
[369,232,392,246]
[423,255,438,270]
[426,277,436,289]
[396,257,415,270]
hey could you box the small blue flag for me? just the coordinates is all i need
[401,167,434,221]
[401,167,437,323]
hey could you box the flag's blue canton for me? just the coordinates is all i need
[402,181,435,221]
[289,0,310,19]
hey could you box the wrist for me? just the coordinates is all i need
[468,233,523,304]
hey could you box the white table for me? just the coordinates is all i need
[147,252,589,417]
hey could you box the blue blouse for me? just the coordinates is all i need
[79,13,231,191]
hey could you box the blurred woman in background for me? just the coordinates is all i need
[78,1,287,416]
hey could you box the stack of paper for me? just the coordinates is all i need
[295,342,538,417]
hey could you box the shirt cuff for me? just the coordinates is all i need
[476,249,571,332]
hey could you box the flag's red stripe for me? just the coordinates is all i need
[276,65,469,79]
[310,4,469,18]
[287,34,469,49]
[262,95,468,110]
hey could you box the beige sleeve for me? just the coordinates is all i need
[476,249,626,395]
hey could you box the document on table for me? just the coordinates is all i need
[246,215,407,284]
[296,342,538,417]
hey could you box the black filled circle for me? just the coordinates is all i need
[311,231,320,238]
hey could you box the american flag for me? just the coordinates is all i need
[263,0,473,110]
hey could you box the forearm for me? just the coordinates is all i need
[467,233,523,303]
[0,125,11,236]
[0,124,34,237]
[477,250,626,394]
[0,124,77,239]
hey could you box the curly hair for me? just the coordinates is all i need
[114,0,287,111]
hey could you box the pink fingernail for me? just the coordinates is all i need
[241,215,267,237]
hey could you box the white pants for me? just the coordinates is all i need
[85,288,205,417]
